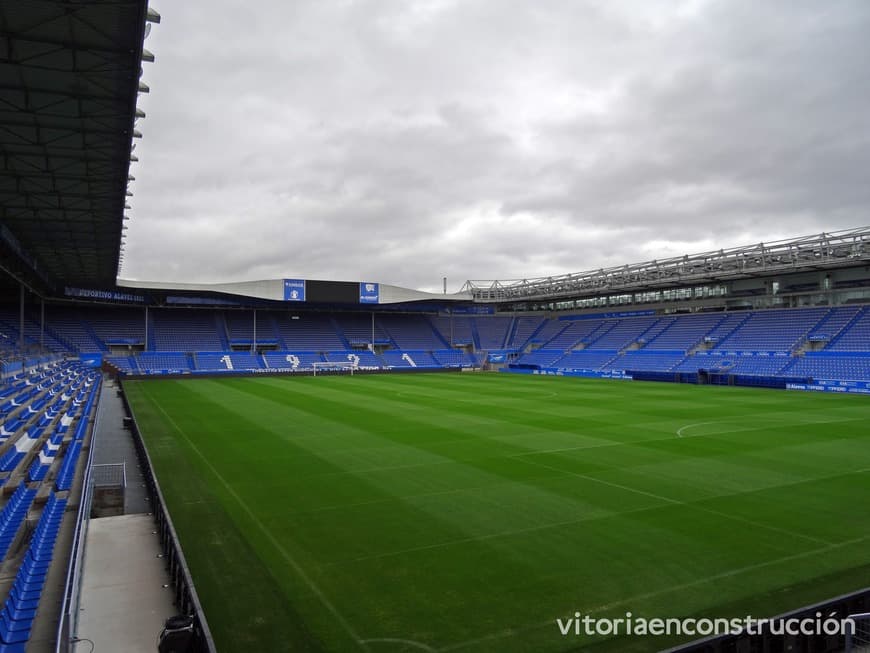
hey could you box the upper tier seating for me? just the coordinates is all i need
[807,306,863,341]
[505,316,546,350]
[332,314,391,347]
[430,316,475,348]
[825,308,870,351]
[45,307,104,352]
[586,316,660,350]
[380,315,446,350]
[643,313,727,351]
[86,308,146,348]
[475,317,513,350]
[543,319,608,350]
[5,303,867,381]
[224,311,279,345]
[152,310,224,351]
[715,307,828,351]
[275,314,345,351]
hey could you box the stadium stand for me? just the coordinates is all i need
[332,313,391,348]
[673,352,792,376]
[4,303,870,382]
[384,315,448,350]
[643,313,727,351]
[261,351,326,371]
[504,316,546,350]
[0,493,68,650]
[586,316,661,350]
[275,313,345,351]
[44,308,105,353]
[432,350,477,368]
[825,307,870,351]
[702,313,751,345]
[324,350,383,369]
[430,316,475,347]
[0,311,70,355]
[784,352,870,380]
[105,356,139,374]
[514,349,565,368]
[806,306,863,343]
[136,352,191,372]
[86,308,146,349]
[152,309,224,351]
[474,316,512,350]
[610,350,687,372]
[224,310,279,346]
[195,352,263,371]
[540,319,604,350]
[714,307,828,351]
[381,350,442,369]
[554,350,620,371]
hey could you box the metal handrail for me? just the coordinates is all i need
[55,377,104,653]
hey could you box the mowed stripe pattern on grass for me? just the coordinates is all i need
[124,373,870,653]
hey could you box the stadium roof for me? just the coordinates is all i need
[463,227,870,303]
[0,0,157,290]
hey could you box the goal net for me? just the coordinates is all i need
[311,361,356,376]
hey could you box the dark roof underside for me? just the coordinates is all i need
[0,0,147,288]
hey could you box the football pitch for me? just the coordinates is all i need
[124,373,870,652]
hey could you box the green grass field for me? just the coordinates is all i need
[124,373,870,653]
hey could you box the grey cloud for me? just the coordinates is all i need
[123,0,870,291]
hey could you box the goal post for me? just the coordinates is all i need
[311,361,356,376]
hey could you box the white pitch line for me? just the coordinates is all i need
[676,421,718,437]
[437,532,870,652]
[360,638,438,652]
[147,396,370,652]
[515,457,835,547]
[676,415,866,438]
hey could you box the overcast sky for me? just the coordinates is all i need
[122,0,870,292]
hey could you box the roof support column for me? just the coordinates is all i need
[252,309,257,354]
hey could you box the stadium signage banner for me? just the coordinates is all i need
[560,310,655,321]
[698,350,790,357]
[79,354,103,368]
[359,282,379,304]
[786,380,870,394]
[440,306,496,315]
[64,287,145,303]
[504,367,631,380]
[283,279,306,301]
